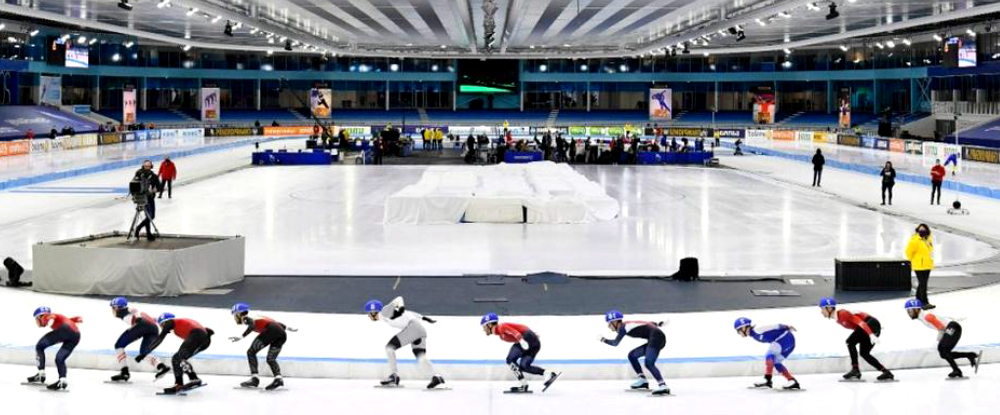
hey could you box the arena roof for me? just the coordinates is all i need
[2,0,999,57]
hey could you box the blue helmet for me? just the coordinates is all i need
[605,310,624,323]
[365,300,383,313]
[231,303,250,315]
[734,317,752,331]
[904,299,923,310]
[33,306,51,318]
[481,312,499,326]
[819,297,837,308]
[110,297,128,308]
[157,312,176,325]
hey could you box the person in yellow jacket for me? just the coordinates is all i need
[434,128,444,152]
[905,223,936,310]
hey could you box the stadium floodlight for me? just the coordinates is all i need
[783,48,792,55]
[29,30,39,37]
[826,4,839,20]
[874,41,884,49]
[807,3,820,11]
[902,38,912,46]
[88,38,97,45]
[124,41,134,48]
[186,8,198,16]
[933,34,943,42]
[966,28,976,37]
[839,44,849,51]
[156,0,170,8]
[886,40,895,48]
[181,45,191,51]
[756,18,766,27]
[77,36,87,44]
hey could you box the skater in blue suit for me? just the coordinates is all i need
[598,310,670,396]
[734,317,800,390]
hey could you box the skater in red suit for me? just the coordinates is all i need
[25,307,81,390]
[144,313,213,394]
[229,303,295,390]
[480,313,560,393]
[818,298,894,381]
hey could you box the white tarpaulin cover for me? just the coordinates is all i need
[384,162,620,224]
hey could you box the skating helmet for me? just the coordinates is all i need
[33,306,51,318]
[819,297,837,308]
[604,310,624,323]
[904,299,923,310]
[157,312,176,325]
[110,297,128,309]
[733,317,752,331]
[365,300,383,313]
[481,312,499,326]
[231,303,250,315]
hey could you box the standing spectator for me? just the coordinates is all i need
[373,137,384,165]
[26,129,34,140]
[568,139,577,164]
[880,161,896,205]
[49,128,58,139]
[158,156,177,199]
[905,224,936,310]
[930,159,946,205]
[812,149,825,187]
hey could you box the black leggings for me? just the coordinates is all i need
[931,180,942,204]
[248,326,286,376]
[939,322,978,373]
[845,317,885,371]
[881,182,894,203]
[159,180,173,198]
[506,330,544,378]
[813,169,822,186]
[915,270,931,304]
[173,328,212,385]
[36,325,80,378]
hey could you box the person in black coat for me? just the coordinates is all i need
[881,161,896,205]
[812,149,826,187]
[133,160,161,241]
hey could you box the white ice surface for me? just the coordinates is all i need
[0,363,996,415]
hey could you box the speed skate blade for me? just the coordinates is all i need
[156,392,186,396]
[373,384,404,389]
[423,387,452,391]
[838,379,866,383]
[41,388,69,393]
[875,379,899,383]
[625,389,651,392]
[261,388,288,393]
[233,386,259,390]
[648,393,673,398]
[778,388,806,392]
[503,390,533,394]
[945,377,969,381]
[104,381,132,385]
[20,383,46,387]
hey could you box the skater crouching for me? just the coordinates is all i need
[599,310,670,396]
[365,297,445,389]
[108,297,171,382]
[481,313,560,393]
[904,299,981,379]
[818,298,894,381]
[734,317,800,390]
[26,307,82,390]
[144,313,213,394]
[230,303,294,390]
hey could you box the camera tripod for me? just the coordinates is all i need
[127,202,160,242]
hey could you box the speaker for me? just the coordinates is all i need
[672,257,699,281]
[3,257,29,287]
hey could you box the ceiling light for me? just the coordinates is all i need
[826,4,839,20]
[29,30,39,37]
[807,3,820,11]
[539,64,547,72]
[902,38,911,46]
[268,38,275,44]
[756,18,766,27]
[702,52,710,57]
[440,44,446,49]
[839,44,849,51]
[966,28,976,37]
[182,45,191,51]
[580,64,588,71]
[249,28,258,35]
[886,40,895,48]
[88,38,97,45]
[563,44,571,47]
[212,16,222,23]
[266,50,273,56]
[117,0,132,11]
[0,24,5,31]
[77,36,87,44]
[874,41,884,49]
[783,48,791,54]
[390,63,399,72]
[619,64,628,72]
[60,34,70,42]
[933,34,943,42]
[124,41,134,48]
[431,64,439,71]
[186,8,198,16]
[112,53,121,62]
[156,0,170,8]
[778,12,791,18]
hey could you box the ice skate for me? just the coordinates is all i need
[264,378,284,391]
[182,378,204,391]
[426,376,445,389]
[781,379,801,390]
[154,363,171,380]
[876,371,895,382]
[46,380,67,391]
[239,376,259,389]
[542,371,561,392]
[947,370,965,379]
[630,378,650,390]
[842,368,861,380]
[160,384,184,395]
[110,367,130,383]
[505,384,531,394]
[650,385,670,396]
[751,375,772,389]
[25,373,46,385]
[379,373,400,387]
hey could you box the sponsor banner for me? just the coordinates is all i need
[771,130,796,141]
[873,138,890,150]
[332,126,370,137]
[134,130,149,141]
[0,139,31,157]
[310,88,332,118]
[905,140,923,154]
[860,135,876,148]
[648,88,672,121]
[40,76,62,106]
[588,126,608,136]
[812,132,834,143]
[147,130,161,141]
[607,126,624,136]
[838,134,861,147]
[72,105,91,114]
[753,87,776,124]
[30,139,51,153]
[888,139,906,153]
[449,126,495,137]
[159,129,178,140]
[839,98,851,129]
[122,132,136,142]
[665,127,709,137]
[568,126,586,136]
[61,134,98,149]
[922,142,962,159]
[796,131,814,142]
[263,126,314,136]
[962,146,1000,164]
[714,128,745,139]
[200,88,221,122]
[507,126,531,136]
[178,128,204,138]
[99,132,123,145]
[123,89,137,125]
[745,129,771,140]
[207,127,257,137]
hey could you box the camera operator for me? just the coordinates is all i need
[133,160,161,241]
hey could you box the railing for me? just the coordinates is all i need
[933,101,1000,115]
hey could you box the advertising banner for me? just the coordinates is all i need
[962,146,1000,164]
[813,132,834,143]
[123,89,137,125]
[122,132,136,142]
[838,134,861,147]
[30,139,51,153]
[311,88,332,118]
[0,139,31,157]
[888,139,905,153]
[745,129,771,140]
[99,132,123,145]
[332,126,370,137]
[665,127,708,137]
[200,87,221,122]
[905,140,923,154]
[873,138,889,150]
[838,88,851,129]
[714,128,745,139]
[263,126,314,136]
[752,87,776,124]
[569,126,586,136]
[0,106,95,139]
[796,131,814,142]
[40,76,62,106]
[771,130,796,141]
[207,127,257,137]
[648,88,672,121]
[61,134,98,149]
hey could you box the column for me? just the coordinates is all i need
[385,80,390,111]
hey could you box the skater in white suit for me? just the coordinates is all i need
[366,297,445,389]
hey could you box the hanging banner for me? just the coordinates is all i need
[311,88,332,118]
[200,87,221,122]
[752,86,776,124]
[122,89,137,125]
[648,88,672,121]
[838,88,851,129]
[39,75,62,106]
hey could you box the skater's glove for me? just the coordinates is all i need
[286,327,298,332]
[597,335,606,343]
[870,334,880,345]
[228,336,242,342]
